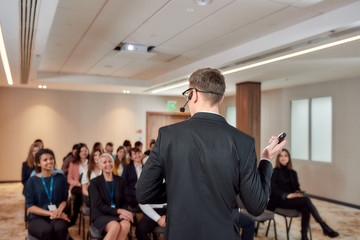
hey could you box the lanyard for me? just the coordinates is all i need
[40,173,53,204]
[104,175,114,205]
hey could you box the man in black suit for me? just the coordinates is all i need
[136,68,286,240]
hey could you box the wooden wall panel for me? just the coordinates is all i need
[236,82,261,161]
[146,112,190,148]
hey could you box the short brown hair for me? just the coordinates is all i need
[189,68,225,106]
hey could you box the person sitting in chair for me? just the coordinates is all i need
[267,148,339,240]
[25,148,70,240]
[89,153,133,240]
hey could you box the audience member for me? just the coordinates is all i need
[89,153,133,240]
[134,141,143,152]
[267,149,339,240]
[92,142,103,153]
[22,143,41,193]
[123,140,132,159]
[61,144,80,176]
[105,142,115,159]
[122,148,143,207]
[25,148,69,240]
[137,202,167,240]
[82,148,102,206]
[67,143,89,226]
[113,146,128,176]
[144,139,155,156]
[34,139,44,149]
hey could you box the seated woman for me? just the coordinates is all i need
[113,146,128,176]
[267,149,339,240]
[25,149,70,240]
[22,143,41,193]
[67,143,89,225]
[82,148,102,206]
[121,148,143,207]
[89,153,133,240]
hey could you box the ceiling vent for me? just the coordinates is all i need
[20,0,39,84]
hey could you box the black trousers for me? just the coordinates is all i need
[28,216,68,240]
[136,208,167,240]
[71,186,82,225]
[278,196,322,234]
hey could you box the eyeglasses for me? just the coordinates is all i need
[181,87,222,100]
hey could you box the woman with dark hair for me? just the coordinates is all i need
[67,143,89,225]
[267,149,339,240]
[22,143,41,192]
[92,142,103,153]
[82,148,102,206]
[89,153,133,240]
[113,146,128,176]
[25,148,69,240]
[122,148,143,207]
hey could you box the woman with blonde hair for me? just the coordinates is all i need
[89,153,133,240]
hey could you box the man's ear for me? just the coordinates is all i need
[218,95,224,104]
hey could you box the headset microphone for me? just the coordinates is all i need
[180,91,193,112]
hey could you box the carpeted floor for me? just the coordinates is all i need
[1,182,359,240]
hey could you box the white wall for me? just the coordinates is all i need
[0,87,185,182]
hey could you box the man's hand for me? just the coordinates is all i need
[261,136,287,161]
[157,215,166,227]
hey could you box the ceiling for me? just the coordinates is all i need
[0,0,360,96]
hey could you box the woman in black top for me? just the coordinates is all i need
[89,153,133,240]
[22,143,40,193]
[25,149,69,240]
[122,148,143,207]
[267,149,339,240]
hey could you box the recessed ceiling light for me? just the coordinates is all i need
[194,0,213,6]
[38,85,43,88]
[43,85,47,89]
[123,90,130,94]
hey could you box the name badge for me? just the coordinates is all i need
[111,203,116,208]
[48,204,57,212]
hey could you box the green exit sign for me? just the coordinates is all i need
[166,101,177,112]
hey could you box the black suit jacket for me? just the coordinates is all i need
[89,174,127,223]
[136,112,273,240]
[121,164,138,207]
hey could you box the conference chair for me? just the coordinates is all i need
[150,225,165,240]
[86,225,104,240]
[236,196,277,239]
[273,208,312,240]
[79,204,91,240]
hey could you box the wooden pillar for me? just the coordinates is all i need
[236,82,261,161]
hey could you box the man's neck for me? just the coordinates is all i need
[191,105,219,116]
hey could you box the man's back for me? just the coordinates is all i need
[137,112,272,240]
